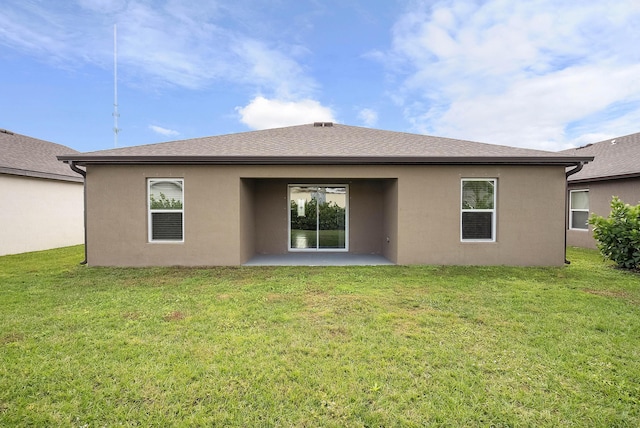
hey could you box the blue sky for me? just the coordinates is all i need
[1,0,640,153]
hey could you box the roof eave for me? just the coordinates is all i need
[58,155,594,167]
[568,171,640,184]
[0,166,84,183]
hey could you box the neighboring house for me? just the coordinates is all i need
[58,123,592,267]
[562,132,640,249]
[1,129,84,256]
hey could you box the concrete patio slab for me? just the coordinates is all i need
[243,253,394,266]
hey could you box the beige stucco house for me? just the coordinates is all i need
[1,129,84,256]
[58,123,592,267]
[563,132,640,249]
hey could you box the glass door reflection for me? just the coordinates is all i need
[289,185,347,251]
[317,187,346,249]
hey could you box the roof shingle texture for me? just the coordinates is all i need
[64,123,586,161]
[562,132,640,182]
[0,130,82,182]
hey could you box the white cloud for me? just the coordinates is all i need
[232,39,316,99]
[381,0,640,150]
[149,125,179,137]
[358,108,378,127]
[0,3,72,62]
[113,2,231,89]
[236,96,336,130]
[430,63,640,151]
[77,0,126,14]
[0,1,317,95]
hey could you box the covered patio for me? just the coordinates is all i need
[240,177,398,264]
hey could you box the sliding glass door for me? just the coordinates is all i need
[289,185,348,251]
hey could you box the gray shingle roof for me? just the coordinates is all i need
[562,132,640,182]
[1,129,83,182]
[58,123,591,166]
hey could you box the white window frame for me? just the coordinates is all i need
[461,178,497,242]
[288,184,349,252]
[569,189,590,231]
[148,178,184,243]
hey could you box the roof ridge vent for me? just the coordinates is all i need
[313,122,333,127]
[0,129,15,135]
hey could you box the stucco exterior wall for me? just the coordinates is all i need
[0,174,84,256]
[239,179,256,264]
[395,165,566,265]
[567,177,640,249]
[84,164,567,266]
[86,165,242,266]
[382,179,398,263]
[250,179,286,257]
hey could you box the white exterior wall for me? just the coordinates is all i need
[0,174,84,256]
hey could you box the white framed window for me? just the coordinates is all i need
[148,179,184,242]
[461,179,496,242]
[569,189,589,230]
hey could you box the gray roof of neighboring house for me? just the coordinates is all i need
[562,132,640,183]
[0,129,83,182]
[58,122,592,166]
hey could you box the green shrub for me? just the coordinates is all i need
[150,192,182,209]
[290,197,345,231]
[588,196,640,269]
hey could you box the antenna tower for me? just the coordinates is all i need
[113,24,120,147]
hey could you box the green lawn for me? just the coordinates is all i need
[1,246,639,427]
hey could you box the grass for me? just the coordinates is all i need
[1,246,639,426]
